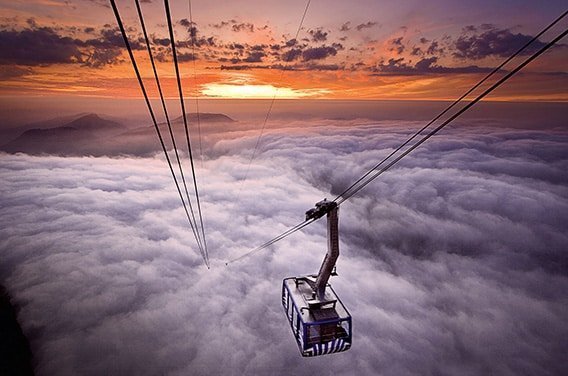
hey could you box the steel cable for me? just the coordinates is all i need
[228,17,568,265]
[164,0,210,267]
[110,0,207,266]
[134,0,205,255]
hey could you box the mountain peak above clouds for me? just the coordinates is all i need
[63,113,125,131]
[1,113,126,155]
[0,112,237,157]
[171,113,235,124]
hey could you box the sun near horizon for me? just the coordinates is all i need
[0,0,567,107]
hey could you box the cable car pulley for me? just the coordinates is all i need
[281,200,352,356]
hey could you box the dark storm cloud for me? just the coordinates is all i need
[228,42,245,50]
[256,40,339,64]
[426,40,443,55]
[243,51,265,63]
[303,62,340,71]
[209,19,255,33]
[389,36,405,55]
[82,48,122,68]
[0,23,144,68]
[251,44,267,51]
[178,18,192,28]
[91,28,130,49]
[1,116,567,375]
[410,46,422,56]
[210,19,234,29]
[210,41,275,65]
[309,28,328,42]
[285,38,298,48]
[0,28,82,65]
[453,26,547,60]
[301,46,338,61]
[152,36,170,47]
[80,26,143,67]
[177,52,198,62]
[191,35,216,48]
[281,47,302,62]
[331,42,344,51]
[371,56,493,75]
[356,21,377,31]
[178,18,199,41]
[232,22,255,33]
[388,35,445,59]
[219,62,341,71]
[219,64,253,70]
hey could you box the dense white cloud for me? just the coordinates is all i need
[1,119,567,375]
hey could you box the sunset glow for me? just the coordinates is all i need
[0,1,566,102]
[1,2,568,375]
[201,83,329,98]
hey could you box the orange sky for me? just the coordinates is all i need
[0,0,567,102]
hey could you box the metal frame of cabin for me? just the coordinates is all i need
[282,276,352,356]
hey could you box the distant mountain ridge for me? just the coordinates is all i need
[171,113,235,123]
[1,113,125,155]
[62,113,125,131]
[1,112,236,156]
[10,113,124,138]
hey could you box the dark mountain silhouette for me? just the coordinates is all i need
[172,113,235,123]
[1,113,236,156]
[61,113,125,131]
[1,114,125,155]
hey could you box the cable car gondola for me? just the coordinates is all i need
[281,200,352,356]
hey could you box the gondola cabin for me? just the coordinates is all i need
[282,276,352,356]
[281,199,352,356]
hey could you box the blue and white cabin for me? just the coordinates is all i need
[282,276,352,357]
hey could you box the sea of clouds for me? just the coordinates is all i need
[1,118,567,375]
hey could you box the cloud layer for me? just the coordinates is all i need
[1,117,567,375]
[1,14,560,76]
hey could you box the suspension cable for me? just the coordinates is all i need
[333,8,568,204]
[164,0,210,267]
[241,0,312,184]
[188,0,204,168]
[227,19,568,265]
[134,0,205,256]
[109,0,207,265]
[337,26,568,204]
[226,219,315,265]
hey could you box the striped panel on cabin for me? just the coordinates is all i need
[304,338,351,357]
